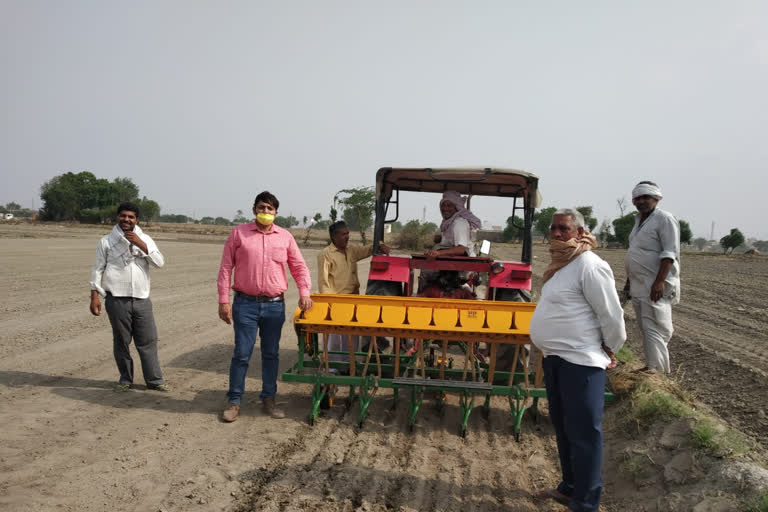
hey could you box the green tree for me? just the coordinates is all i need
[397,220,437,250]
[111,177,140,203]
[576,206,598,232]
[596,219,613,246]
[274,215,299,228]
[390,221,403,233]
[678,219,693,245]
[335,186,375,245]
[233,209,249,224]
[720,228,745,254]
[693,237,707,251]
[214,216,231,226]
[158,213,190,223]
[534,207,557,241]
[503,214,524,242]
[40,172,97,220]
[312,219,330,231]
[39,171,152,223]
[200,216,215,225]
[5,201,21,211]
[612,212,637,248]
[136,197,160,222]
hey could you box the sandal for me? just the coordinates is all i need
[535,488,571,506]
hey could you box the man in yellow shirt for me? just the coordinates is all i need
[317,221,389,366]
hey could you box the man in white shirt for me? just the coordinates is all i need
[530,209,626,512]
[419,190,482,295]
[624,181,680,375]
[89,202,167,392]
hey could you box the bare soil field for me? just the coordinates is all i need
[1,222,766,511]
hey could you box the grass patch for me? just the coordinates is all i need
[617,346,634,363]
[632,385,694,424]
[691,417,750,457]
[621,452,648,479]
[745,492,768,512]
[691,419,719,450]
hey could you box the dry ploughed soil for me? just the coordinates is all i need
[1,222,766,511]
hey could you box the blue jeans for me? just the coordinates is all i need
[543,356,606,512]
[227,296,286,404]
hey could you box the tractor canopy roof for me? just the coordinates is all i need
[375,167,542,208]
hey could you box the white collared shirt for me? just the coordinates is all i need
[626,208,681,304]
[90,225,164,298]
[530,251,627,369]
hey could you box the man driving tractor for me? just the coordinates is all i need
[418,190,482,299]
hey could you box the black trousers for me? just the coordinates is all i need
[543,355,605,512]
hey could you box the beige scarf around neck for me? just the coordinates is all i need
[542,232,598,284]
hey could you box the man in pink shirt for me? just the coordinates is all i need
[217,191,313,422]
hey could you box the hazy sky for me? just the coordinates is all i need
[2,1,766,240]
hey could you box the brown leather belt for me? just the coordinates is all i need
[235,291,284,302]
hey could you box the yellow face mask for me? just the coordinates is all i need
[256,213,275,226]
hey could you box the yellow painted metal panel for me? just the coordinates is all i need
[486,310,513,332]
[356,304,381,324]
[407,306,433,328]
[330,303,355,324]
[512,311,533,331]
[433,308,458,329]
[381,305,406,326]
[459,308,485,330]
[303,302,328,322]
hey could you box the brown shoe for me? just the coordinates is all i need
[262,397,285,419]
[222,403,240,422]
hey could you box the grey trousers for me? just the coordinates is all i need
[105,295,164,386]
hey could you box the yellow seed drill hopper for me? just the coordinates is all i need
[283,167,558,439]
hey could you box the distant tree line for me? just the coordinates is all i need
[39,171,159,223]
[0,202,37,218]
[30,174,765,254]
[502,204,694,248]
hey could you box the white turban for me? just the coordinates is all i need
[632,182,663,200]
[440,190,466,210]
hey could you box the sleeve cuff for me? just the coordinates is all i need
[659,251,676,260]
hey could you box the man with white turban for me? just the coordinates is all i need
[624,181,680,374]
[419,190,482,295]
[427,190,482,259]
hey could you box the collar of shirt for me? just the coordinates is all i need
[108,223,145,246]
[247,221,285,235]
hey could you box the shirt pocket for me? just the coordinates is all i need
[269,242,288,263]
